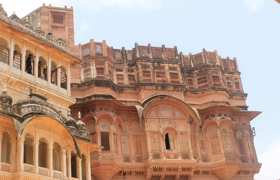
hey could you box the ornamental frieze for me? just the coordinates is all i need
[14,102,66,123]
[0,90,90,140]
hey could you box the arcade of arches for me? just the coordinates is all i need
[0,115,94,180]
[71,96,260,180]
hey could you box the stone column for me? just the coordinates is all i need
[47,57,52,84]
[165,65,170,83]
[109,130,114,153]
[159,133,165,159]
[34,136,39,173]
[90,62,94,79]
[67,64,71,95]
[62,149,67,177]
[0,133,2,162]
[96,127,100,146]
[77,157,82,179]
[188,130,194,160]
[17,136,24,172]
[34,53,39,77]
[145,131,152,160]
[48,141,53,177]
[128,134,134,162]
[9,39,15,67]
[105,61,109,79]
[67,150,72,178]
[57,65,61,88]
[86,152,92,180]
[21,46,26,72]
[81,66,85,82]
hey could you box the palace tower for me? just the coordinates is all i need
[0,3,261,180]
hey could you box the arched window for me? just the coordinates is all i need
[100,123,110,151]
[51,62,57,85]
[25,51,34,75]
[38,139,48,168]
[61,66,67,89]
[71,153,78,178]
[0,38,9,64]
[38,57,48,80]
[81,154,87,180]
[165,133,171,150]
[1,132,11,163]
[13,45,21,69]
[53,143,62,171]
[101,132,110,151]
[24,135,34,165]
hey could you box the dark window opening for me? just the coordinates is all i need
[0,38,9,64]
[13,48,21,69]
[38,57,48,80]
[71,153,78,178]
[25,54,34,75]
[52,12,65,24]
[24,136,34,165]
[165,133,171,150]
[53,143,62,171]
[61,67,67,89]
[101,132,110,151]
[39,140,48,168]
[1,132,11,163]
[51,62,58,85]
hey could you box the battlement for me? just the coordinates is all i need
[74,39,244,96]
[182,49,238,72]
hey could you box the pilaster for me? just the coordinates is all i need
[77,157,82,179]
[62,149,67,177]
[67,150,72,178]
[57,64,61,88]
[48,141,53,177]
[21,46,26,72]
[34,52,39,77]
[9,39,14,67]
[86,152,92,180]
[34,136,39,173]
[47,57,52,84]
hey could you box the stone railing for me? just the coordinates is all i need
[38,167,49,176]
[0,162,11,172]
[164,152,178,159]
[24,163,36,173]
[0,61,68,96]
[53,170,63,179]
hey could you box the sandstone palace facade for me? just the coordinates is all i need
[0,3,261,180]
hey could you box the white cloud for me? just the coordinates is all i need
[244,0,265,14]
[0,0,162,17]
[255,142,280,180]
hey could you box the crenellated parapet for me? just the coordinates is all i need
[74,41,245,101]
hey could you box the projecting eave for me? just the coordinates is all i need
[235,110,261,122]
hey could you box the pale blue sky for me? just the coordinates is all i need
[1,0,279,179]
